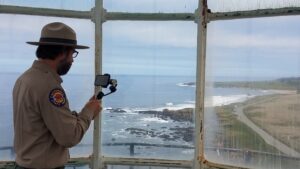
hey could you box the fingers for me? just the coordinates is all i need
[92,102,101,119]
[85,95,103,119]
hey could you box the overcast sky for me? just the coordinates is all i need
[0,0,299,78]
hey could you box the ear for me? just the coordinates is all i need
[56,52,67,60]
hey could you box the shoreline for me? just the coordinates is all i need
[106,88,299,153]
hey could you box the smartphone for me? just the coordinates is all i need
[95,74,110,88]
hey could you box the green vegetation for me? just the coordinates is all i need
[213,103,300,169]
[214,77,300,91]
[215,104,278,153]
[242,94,300,153]
[242,94,279,106]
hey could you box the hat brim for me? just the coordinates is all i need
[26,41,89,49]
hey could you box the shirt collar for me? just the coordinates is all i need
[32,60,63,83]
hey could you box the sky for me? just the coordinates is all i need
[0,0,300,78]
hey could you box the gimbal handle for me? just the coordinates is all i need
[96,86,117,100]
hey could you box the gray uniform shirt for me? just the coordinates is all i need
[13,60,94,168]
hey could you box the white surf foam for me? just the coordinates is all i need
[141,117,169,123]
[207,94,255,107]
[151,94,255,111]
[176,82,195,87]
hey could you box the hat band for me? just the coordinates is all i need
[40,37,77,45]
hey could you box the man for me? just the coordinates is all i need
[13,22,101,169]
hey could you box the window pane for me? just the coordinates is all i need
[102,21,196,160]
[208,0,300,12]
[0,0,93,11]
[107,165,190,169]
[104,0,198,13]
[0,15,95,160]
[205,16,300,168]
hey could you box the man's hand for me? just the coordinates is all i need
[85,95,102,119]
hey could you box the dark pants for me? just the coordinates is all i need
[15,164,65,169]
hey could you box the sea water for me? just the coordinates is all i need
[0,73,272,160]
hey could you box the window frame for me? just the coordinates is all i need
[0,1,300,169]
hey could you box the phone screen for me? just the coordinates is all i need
[95,75,110,87]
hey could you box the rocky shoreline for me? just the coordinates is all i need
[138,108,194,122]
[109,107,194,143]
[125,126,194,142]
[108,107,194,122]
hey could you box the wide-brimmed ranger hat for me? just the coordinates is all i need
[27,22,89,49]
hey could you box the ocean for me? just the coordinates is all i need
[0,73,272,161]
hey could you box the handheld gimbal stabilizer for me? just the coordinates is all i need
[94,74,118,100]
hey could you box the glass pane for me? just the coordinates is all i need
[0,0,93,11]
[208,0,300,12]
[102,21,196,160]
[0,14,95,160]
[205,15,300,168]
[104,0,198,13]
[107,165,190,169]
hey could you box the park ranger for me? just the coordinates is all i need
[13,22,101,169]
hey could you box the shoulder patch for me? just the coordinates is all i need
[49,88,66,107]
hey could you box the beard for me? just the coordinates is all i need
[57,57,72,76]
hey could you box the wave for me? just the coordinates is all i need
[141,117,169,123]
[207,94,254,107]
[104,95,253,113]
[104,90,271,113]
[176,82,195,87]
[153,103,194,111]
[152,94,253,111]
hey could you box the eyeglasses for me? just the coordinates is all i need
[72,50,79,58]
